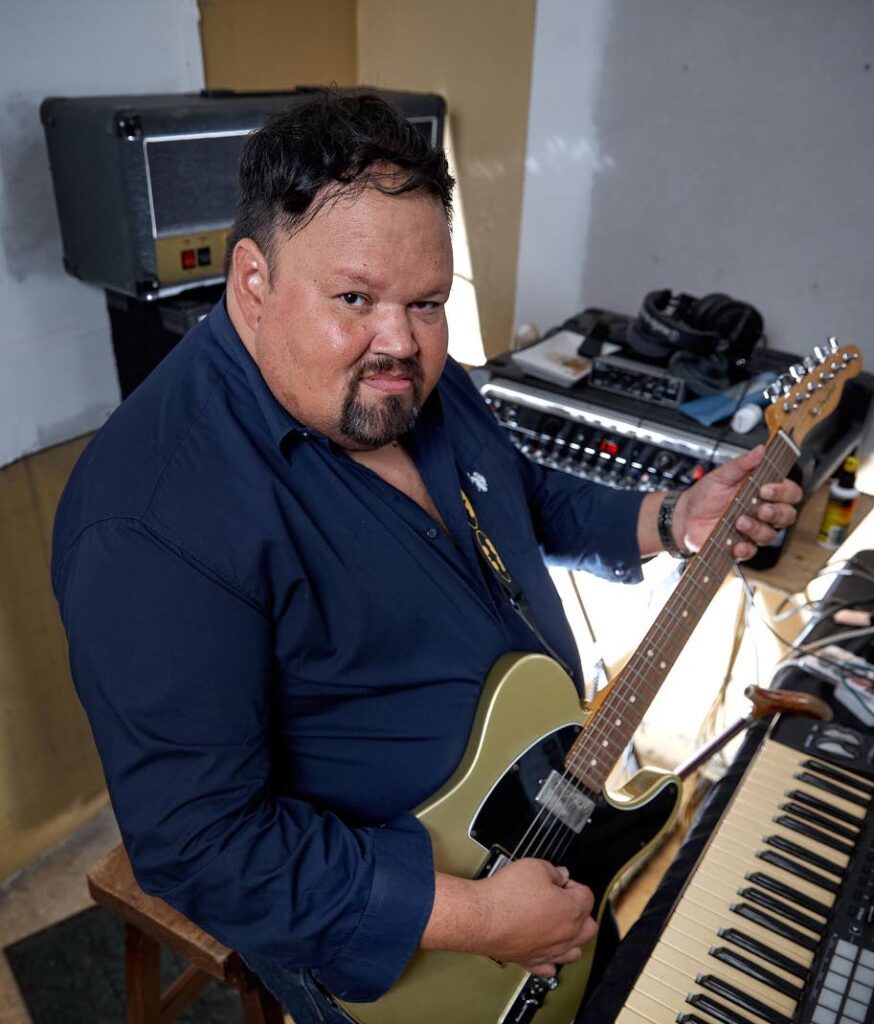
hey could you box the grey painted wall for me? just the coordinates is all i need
[0,0,203,467]
[517,1,874,362]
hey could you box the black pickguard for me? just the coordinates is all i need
[470,725,680,913]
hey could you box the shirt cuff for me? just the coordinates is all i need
[313,813,435,1002]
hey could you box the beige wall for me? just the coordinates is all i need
[0,437,108,880]
[357,1,535,356]
[198,0,357,89]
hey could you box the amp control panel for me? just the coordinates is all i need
[480,377,745,493]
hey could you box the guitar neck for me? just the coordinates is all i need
[564,432,799,791]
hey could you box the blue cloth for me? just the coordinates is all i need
[52,299,644,1003]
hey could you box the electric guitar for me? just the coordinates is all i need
[339,341,861,1024]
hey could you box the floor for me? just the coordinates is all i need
[0,805,120,1023]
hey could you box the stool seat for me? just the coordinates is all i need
[88,843,285,1023]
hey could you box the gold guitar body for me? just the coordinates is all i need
[339,653,681,1024]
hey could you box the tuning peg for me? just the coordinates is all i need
[764,381,782,403]
[779,374,795,394]
[813,345,828,363]
[827,336,840,353]
[802,355,817,373]
[789,363,806,381]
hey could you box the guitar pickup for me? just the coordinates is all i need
[534,771,595,833]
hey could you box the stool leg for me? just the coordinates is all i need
[236,967,286,1024]
[125,923,161,1024]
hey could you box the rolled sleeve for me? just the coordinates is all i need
[52,517,434,998]
[314,813,435,1001]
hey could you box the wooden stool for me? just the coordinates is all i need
[87,844,286,1023]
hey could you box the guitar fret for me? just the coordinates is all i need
[565,431,799,789]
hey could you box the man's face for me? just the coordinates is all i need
[248,183,453,451]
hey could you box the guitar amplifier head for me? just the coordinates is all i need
[40,88,446,300]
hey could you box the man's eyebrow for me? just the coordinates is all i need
[332,269,381,289]
[332,269,451,297]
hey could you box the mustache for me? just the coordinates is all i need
[352,355,423,385]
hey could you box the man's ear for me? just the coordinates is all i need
[229,238,270,335]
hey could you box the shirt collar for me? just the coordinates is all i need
[208,296,309,450]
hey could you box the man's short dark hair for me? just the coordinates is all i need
[226,89,455,275]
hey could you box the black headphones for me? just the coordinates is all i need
[626,289,764,363]
[623,289,765,394]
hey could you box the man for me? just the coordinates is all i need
[52,91,801,1023]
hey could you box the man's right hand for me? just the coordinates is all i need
[420,859,597,977]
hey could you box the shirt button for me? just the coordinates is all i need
[426,527,438,539]
[614,566,625,577]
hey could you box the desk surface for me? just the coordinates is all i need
[745,482,874,594]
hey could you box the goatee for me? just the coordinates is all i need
[340,356,424,447]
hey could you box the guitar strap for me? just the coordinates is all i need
[460,489,576,680]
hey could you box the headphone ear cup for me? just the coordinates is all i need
[695,292,733,328]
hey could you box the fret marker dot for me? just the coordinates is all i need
[726,538,732,546]
[590,758,598,767]
[703,576,710,583]
[660,661,667,669]
[682,610,688,618]
[647,648,654,657]
[615,718,622,726]
[602,739,609,747]
[629,695,636,703]
[751,497,758,505]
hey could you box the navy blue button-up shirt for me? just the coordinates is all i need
[52,300,643,1001]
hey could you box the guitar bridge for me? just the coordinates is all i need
[535,770,595,833]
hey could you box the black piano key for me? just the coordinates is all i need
[785,788,863,827]
[729,902,819,950]
[717,927,809,980]
[744,871,831,918]
[779,801,859,841]
[695,975,794,1024]
[757,849,840,893]
[801,758,874,795]
[687,993,759,1024]
[677,1016,713,1024]
[709,946,803,999]
[737,886,824,933]
[764,834,844,877]
[794,771,869,807]
[772,813,855,855]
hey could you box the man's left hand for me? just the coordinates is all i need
[674,445,803,560]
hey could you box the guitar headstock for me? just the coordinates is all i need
[763,338,862,445]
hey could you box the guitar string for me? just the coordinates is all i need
[526,439,795,864]
[522,440,796,866]
[508,438,795,867]
[519,446,794,864]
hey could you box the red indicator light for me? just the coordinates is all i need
[599,440,620,456]
[181,249,196,269]
[693,464,706,481]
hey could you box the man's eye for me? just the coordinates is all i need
[411,301,440,312]
[340,293,366,307]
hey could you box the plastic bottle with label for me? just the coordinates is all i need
[817,455,860,550]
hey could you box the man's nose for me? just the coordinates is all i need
[370,308,418,357]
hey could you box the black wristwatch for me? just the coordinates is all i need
[657,491,693,559]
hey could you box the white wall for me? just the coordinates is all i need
[514,0,611,339]
[516,0,874,361]
[0,0,203,468]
